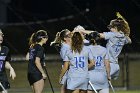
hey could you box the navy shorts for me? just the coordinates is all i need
[28,73,43,85]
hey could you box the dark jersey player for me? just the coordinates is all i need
[0,29,16,93]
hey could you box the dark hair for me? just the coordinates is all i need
[29,30,48,47]
[88,31,100,45]
[71,32,83,54]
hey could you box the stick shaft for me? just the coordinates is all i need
[44,67,55,93]
[109,81,115,93]
[89,81,98,93]
[0,82,7,93]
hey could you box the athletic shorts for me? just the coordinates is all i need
[88,70,109,90]
[67,77,89,90]
[28,72,43,85]
[0,81,10,91]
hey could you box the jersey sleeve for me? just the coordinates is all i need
[103,32,115,40]
[35,45,44,58]
[4,46,11,61]
[63,49,70,62]
[60,47,69,60]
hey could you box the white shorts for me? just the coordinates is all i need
[67,77,89,90]
[88,70,109,90]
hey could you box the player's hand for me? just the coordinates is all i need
[108,75,111,81]
[56,32,60,37]
[10,68,16,80]
[42,73,47,80]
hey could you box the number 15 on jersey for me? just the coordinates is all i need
[74,56,85,68]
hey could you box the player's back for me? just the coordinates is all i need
[88,45,107,71]
[104,31,129,63]
[66,46,91,78]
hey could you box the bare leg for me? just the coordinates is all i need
[61,84,66,93]
[31,85,35,93]
[72,89,80,93]
[67,89,79,93]
[33,79,45,93]
[80,90,87,93]
[87,90,94,93]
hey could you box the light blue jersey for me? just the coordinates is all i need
[60,43,70,62]
[64,46,93,90]
[88,45,109,90]
[88,45,108,70]
[59,43,70,85]
[64,46,93,78]
[103,31,130,64]
[103,31,130,79]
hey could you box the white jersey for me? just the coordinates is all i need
[60,43,70,63]
[88,45,108,70]
[103,31,130,64]
[59,43,70,85]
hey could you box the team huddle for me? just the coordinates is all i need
[0,13,131,93]
[52,14,131,93]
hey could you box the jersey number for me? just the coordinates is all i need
[74,56,85,68]
[96,56,102,66]
[114,42,122,52]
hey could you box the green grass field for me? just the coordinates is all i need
[6,54,140,93]
[115,90,140,93]
[8,90,140,93]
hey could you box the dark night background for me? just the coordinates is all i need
[0,0,140,54]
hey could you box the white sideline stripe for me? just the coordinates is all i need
[11,53,140,61]
[11,55,61,61]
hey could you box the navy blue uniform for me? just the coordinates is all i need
[0,46,11,91]
[28,44,45,85]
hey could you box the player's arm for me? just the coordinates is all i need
[25,52,29,61]
[59,61,69,83]
[35,57,47,79]
[88,59,95,69]
[104,59,111,80]
[50,32,61,46]
[80,30,95,35]
[5,61,16,80]
[126,36,132,44]
[99,33,105,38]
[81,30,105,39]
